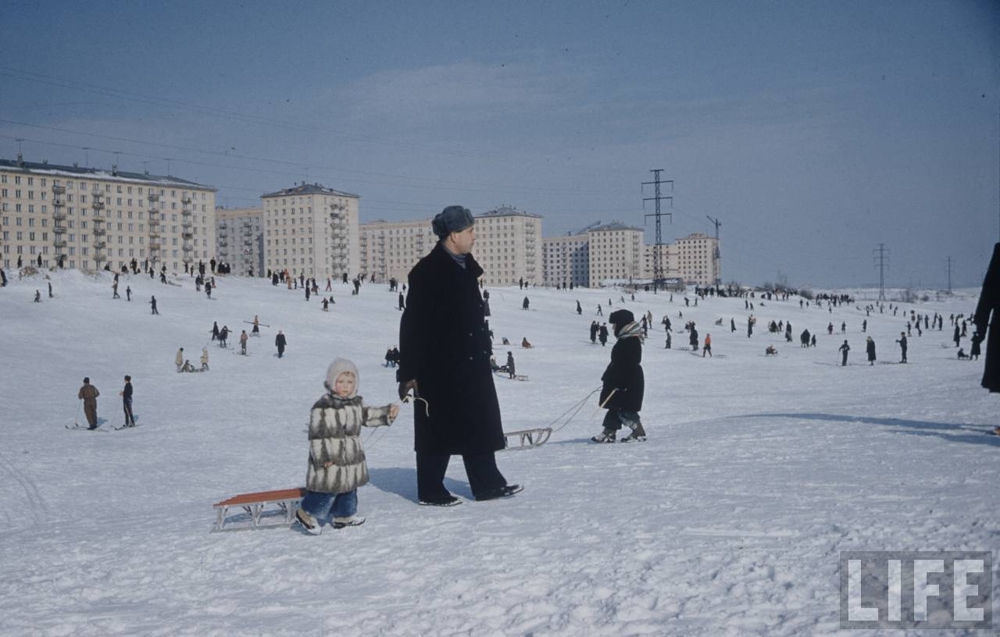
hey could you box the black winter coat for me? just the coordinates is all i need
[600,335,644,412]
[974,243,1000,392]
[398,244,504,454]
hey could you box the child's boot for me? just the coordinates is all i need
[296,508,322,535]
[591,428,616,443]
[623,421,647,442]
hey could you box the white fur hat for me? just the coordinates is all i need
[325,358,359,397]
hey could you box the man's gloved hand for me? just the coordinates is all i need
[398,379,418,402]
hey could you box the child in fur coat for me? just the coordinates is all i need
[295,358,398,534]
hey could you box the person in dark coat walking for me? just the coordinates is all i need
[973,244,1000,434]
[397,205,520,505]
[896,332,908,363]
[598,323,609,346]
[970,332,982,361]
[866,336,876,366]
[839,339,850,366]
[589,320,599,344]
[506,351,516,379]
[954,323,961,348]
[120,375,136,427]
[592,309,646,443]
[275,330,287,358]
[149,296,158,315]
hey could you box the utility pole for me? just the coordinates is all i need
[706,215,722,286]
[873,244,890,301]
[945,256,954,293]
[642,170,673,291]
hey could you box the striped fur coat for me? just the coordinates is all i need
[305,393,394,494]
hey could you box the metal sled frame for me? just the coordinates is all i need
[502,427,552,451]
[212,488,305,532]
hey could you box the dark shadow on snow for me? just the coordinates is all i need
[746,413,1000,448]
[367,466,473,503]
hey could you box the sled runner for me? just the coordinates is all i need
[502,427,552,451]
[212,487,305,532]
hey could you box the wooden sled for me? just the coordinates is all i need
[212,487,305,532]
[502,427,552,451]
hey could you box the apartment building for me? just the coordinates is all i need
[215,207,264,277]
[261,183,359,280]
[359,218,436,283]
[358,205,542,286]
[674,233,721,285]
[587,222,644,287]
[542,233,590,287]
[471,206,542,287]
[0,156,216,272]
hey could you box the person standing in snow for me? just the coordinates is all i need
[703,333,712,357]
[239,330,249,355]
[592,309,646,443]
[397,205,521,505]
[275,330,287,358]
[149,296,159,315]
[175,347,184,372]
[689,324,699,351]
[839,339,850,366]
[598,323,609,346]
[252,315,260,337]
[211,321,220,341]
[506,351,516,379]
[120,375,136,428]
[866,336,877,366]
[200,348,210,371]
[78,377,100,429]
[294,358,398,535]
[896,332,908,363]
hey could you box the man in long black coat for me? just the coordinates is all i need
[593,309,647,443]
[974,243,1000,406]
[397,206,520,505]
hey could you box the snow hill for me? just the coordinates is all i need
[0,268,997,636]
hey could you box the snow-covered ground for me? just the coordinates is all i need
[0,268,996,636]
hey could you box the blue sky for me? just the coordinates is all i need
[1,0,997,288]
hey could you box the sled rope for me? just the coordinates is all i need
[547,386,604,435]
[365,386,605,450]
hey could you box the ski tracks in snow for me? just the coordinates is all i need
[0,449,51,531]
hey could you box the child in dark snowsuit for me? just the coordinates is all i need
[592,310,646,443]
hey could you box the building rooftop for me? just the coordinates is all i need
[0,157,216,190]
[479,205,541,219]
[588,221,643,233]
[262,182,359,199]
